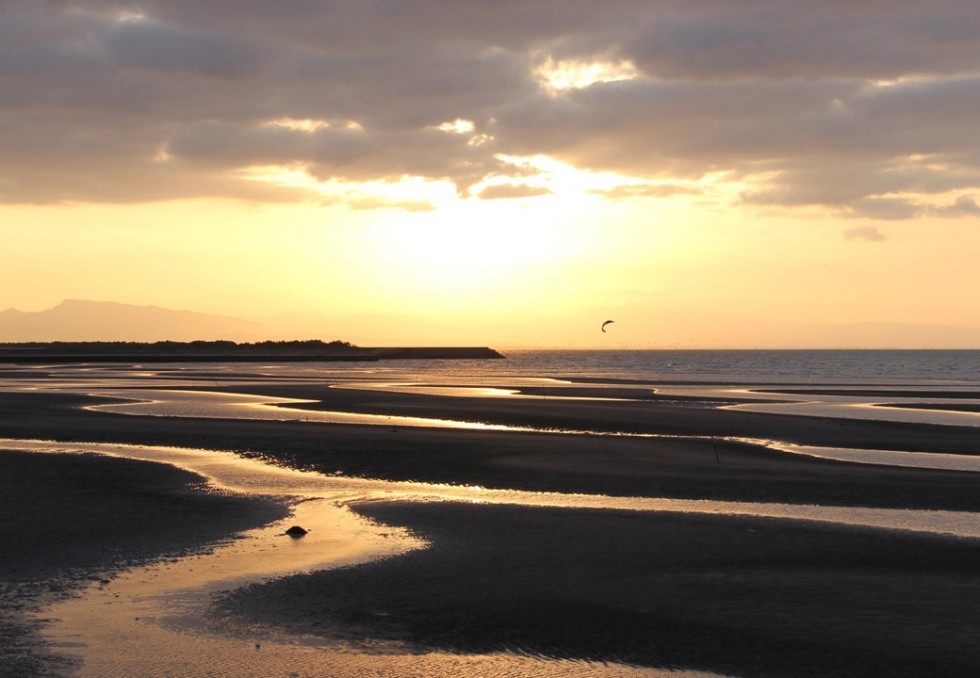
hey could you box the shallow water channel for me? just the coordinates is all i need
[4,438,980,678]
[84,387,980,475]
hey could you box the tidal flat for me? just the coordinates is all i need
[1,357,979,677]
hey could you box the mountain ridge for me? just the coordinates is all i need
[0,299,267,342]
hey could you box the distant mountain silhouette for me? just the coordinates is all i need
[0,300,267,342]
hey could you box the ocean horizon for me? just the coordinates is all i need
[365,348,980,386]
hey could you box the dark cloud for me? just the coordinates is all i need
[929,194,980,217]
[2,0,980,215]
[625,1,980,81]
[843,226,886,242]
[104,19,266,80]
[848,198,921,221]
[947,195,980,215]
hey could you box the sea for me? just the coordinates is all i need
[373,348,980,385]
[16,349,980,429]
[68,348,967,429]
[13,349,979,386]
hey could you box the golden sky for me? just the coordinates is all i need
[2,1,979,348]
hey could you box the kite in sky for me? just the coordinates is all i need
[601,320,615,333]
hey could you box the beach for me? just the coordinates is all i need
[0,449,288,677]
[217,500,980,677]
[1,358,979,677]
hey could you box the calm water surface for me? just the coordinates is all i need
[7,349,979,427]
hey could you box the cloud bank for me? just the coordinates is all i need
[3,0,980,216]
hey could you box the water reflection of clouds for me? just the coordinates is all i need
[85,389,518,431]
[332,382,521,398]
[332,382,630,401]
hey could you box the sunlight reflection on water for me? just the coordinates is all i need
[6,438,980,540]
[766,441,980,473]
[2,439,741,678]
[724,399,980,427]
[80,389,980,475]
[85,389,519,430]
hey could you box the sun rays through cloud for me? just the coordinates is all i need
[2,1,979,346]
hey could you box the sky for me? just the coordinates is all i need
[2,0,979,348]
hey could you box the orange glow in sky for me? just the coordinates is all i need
[2,2,979,348]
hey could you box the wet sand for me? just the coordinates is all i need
[217,500,980,678]
[0,450,287,677]
[0,383,979,676]
[881,402,980,413]
[1,389,978,510]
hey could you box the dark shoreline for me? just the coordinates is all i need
[0,343,504,363]
[0,353,382,363]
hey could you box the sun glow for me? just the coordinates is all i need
[113,9,149,23]
[263,118,363,132]
[240,151,711,214]
[361,193,607,310]
[435,119,476,134]
[534,57,640,94]
[486,154,710,205]
[238,164,455,211]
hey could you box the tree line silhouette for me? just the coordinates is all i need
[0,340,357,355]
